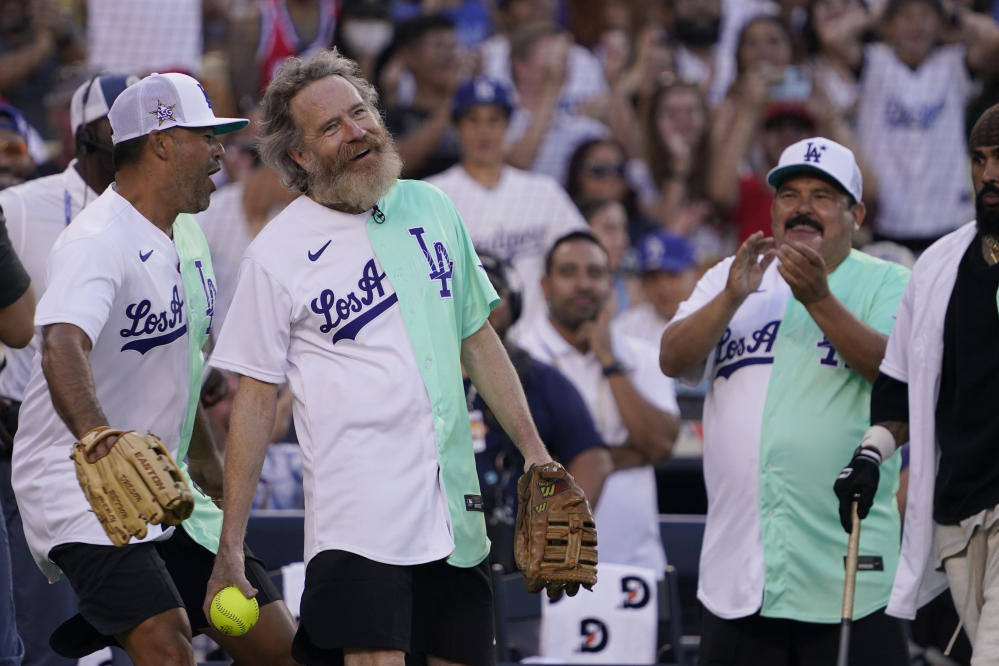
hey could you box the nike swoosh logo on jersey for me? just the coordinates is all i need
[308,240,332,261]
[139,250,153,262]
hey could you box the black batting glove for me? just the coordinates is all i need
[833,447,881,533]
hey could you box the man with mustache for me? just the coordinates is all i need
[10,73,300,666]
[661,136,911,666]
[203,49,556,666]
[834,102,999,660]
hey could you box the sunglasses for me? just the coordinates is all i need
[584,162,626,179]
[0,139,27,159]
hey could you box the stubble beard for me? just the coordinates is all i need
[308,127,403,213]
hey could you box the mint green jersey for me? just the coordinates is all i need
[173,213,223,553]
[673,249,910,622]
[367,181,499,567]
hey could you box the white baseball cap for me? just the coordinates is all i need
[766,137,863,203]
[108,72,248,145]
[70,74,140,136]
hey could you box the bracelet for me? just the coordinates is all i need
[601,361,627,377]
[859,424,897,463]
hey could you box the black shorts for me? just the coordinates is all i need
[292,550,494,666]
[49,524,279,638]
[698,604,909,666]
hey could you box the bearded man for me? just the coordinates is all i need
[202,49,556,666]
[834,101,999,661]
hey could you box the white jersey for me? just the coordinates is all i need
[612,302,668,349]
[882,222,977,619]
[425,165,586,337]
[856,43,974,240]
[209,195,453,567]
[519,316,678,574]
[11,187,195,580]
[195,181,254,335]
[0,162,98,401]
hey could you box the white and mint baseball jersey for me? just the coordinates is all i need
[211,180,497,569]
[11,189,218,581]
[668,249,910,622]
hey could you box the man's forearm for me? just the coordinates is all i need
[873,420,909,450]
[567,447,613,507]
[461,323,551,468]
[606,373,676,463]
[805,295,887,383]
[218,376,278,551]
[42,324,107,438]
[660,289,741,379]
[608,443,651,470]
[0,283,34,348]
[504,92,558,170]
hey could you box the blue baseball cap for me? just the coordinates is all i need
[0,103,29,141]
[636,231,697,274]
[452,77,514,121]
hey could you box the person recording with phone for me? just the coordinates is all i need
[706,14,875,245]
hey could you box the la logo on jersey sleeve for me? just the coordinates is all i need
[408,226,453,298]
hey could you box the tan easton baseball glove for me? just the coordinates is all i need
[514,461,598,600]
[71,427,194,547]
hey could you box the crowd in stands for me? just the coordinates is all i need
[1,0,998,663]
[5,0,997,329]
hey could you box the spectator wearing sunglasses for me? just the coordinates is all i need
[0,104,36,190]
[567,137,658,245]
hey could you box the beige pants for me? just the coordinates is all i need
[937,510,999,665]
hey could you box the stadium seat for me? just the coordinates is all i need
[659,514,706,659]
[244,509,306,569]
[491,564,541,664]
[658,565,687,666]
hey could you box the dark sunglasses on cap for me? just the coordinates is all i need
[584,162,626,179]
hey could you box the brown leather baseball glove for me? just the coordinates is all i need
[71,427,194,547]
[514,461,598,600]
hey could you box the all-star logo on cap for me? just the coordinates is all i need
[149,99,177,126]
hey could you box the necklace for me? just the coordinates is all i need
[985,234,999,265]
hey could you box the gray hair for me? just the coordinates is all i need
[258,48,381,193]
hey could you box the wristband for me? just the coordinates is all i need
[601,361,627,377]
[853,446,882,466]
[859,425,897,463]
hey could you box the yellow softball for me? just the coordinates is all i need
[210,586,259,637]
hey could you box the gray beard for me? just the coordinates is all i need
[308,141,403,213]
